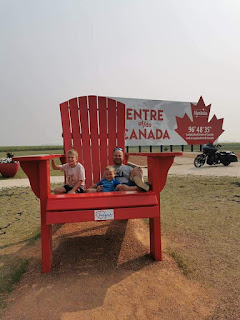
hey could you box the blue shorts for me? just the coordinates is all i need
[63,185,84,193]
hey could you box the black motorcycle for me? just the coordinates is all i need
[194,143,238,168]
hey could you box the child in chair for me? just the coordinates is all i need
[95,166,121,192]
[51,149,85,194]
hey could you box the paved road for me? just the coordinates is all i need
[168,157,239,177]
[0,159,239,190]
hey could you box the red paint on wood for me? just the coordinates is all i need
[149,217,162,260]
[69,98,83,164]
[108,98,117,163]
[46,192,158,211]
[60,101,72,153]
[46,206,159,224]
[78,96,92,187]
[13,154,63,198]
[98,96,108,175]
[89,95,101,183]
[20,161,40,198]
[39,160,52,273]
[116,101,125,154]
[13,154,63,161]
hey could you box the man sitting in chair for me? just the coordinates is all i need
[87,147,150,192]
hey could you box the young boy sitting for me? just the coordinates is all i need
[94,166,121,192]
[51,149,85,194]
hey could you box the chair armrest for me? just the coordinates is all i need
[126,152,183,158]
[126,152,183,193]
[13,154,64,199]
[13,154,64,162]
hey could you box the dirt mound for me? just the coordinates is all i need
[1,220,216,320]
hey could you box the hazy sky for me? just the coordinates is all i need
[1,0,240,146]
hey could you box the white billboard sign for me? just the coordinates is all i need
[110,96,224,146]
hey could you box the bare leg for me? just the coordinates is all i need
[116,167,150,192]
[86,185,103,193]
[130,167,144,181]
[116,184,139,191]
[53,186,67,194]
[85,187,98,193]
[130,167,150,191]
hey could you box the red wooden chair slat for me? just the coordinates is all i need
[47,206,159,225]
[108,98,117,164]
[69,98,83,164]
[60,101,72,153]
[116,101,126,157]
[88,95,101,183]
[47,192,158,211]
[98,96,108,175]
[78,96,92,188]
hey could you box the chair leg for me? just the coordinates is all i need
[149,217,162,261]
[41,223,52,273]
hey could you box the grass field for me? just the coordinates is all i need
[0,175,240,319]
[161,175,240,319]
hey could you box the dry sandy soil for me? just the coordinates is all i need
[1,154,239,319]
[1,220,216,320]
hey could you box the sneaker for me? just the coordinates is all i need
[132,176,150,192]
[145,182,151,191]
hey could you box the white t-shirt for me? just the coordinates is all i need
[113,165,132,184]
[60,162,85,189]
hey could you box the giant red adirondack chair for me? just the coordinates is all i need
[14,96,182,273]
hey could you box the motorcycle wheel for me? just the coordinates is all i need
[194,155,206,168]
[223,161,230,166]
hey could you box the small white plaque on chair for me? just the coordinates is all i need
[94,209,114,221]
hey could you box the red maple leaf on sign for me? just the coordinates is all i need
[175,96,224,145]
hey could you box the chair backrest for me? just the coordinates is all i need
[60,95,126,188]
